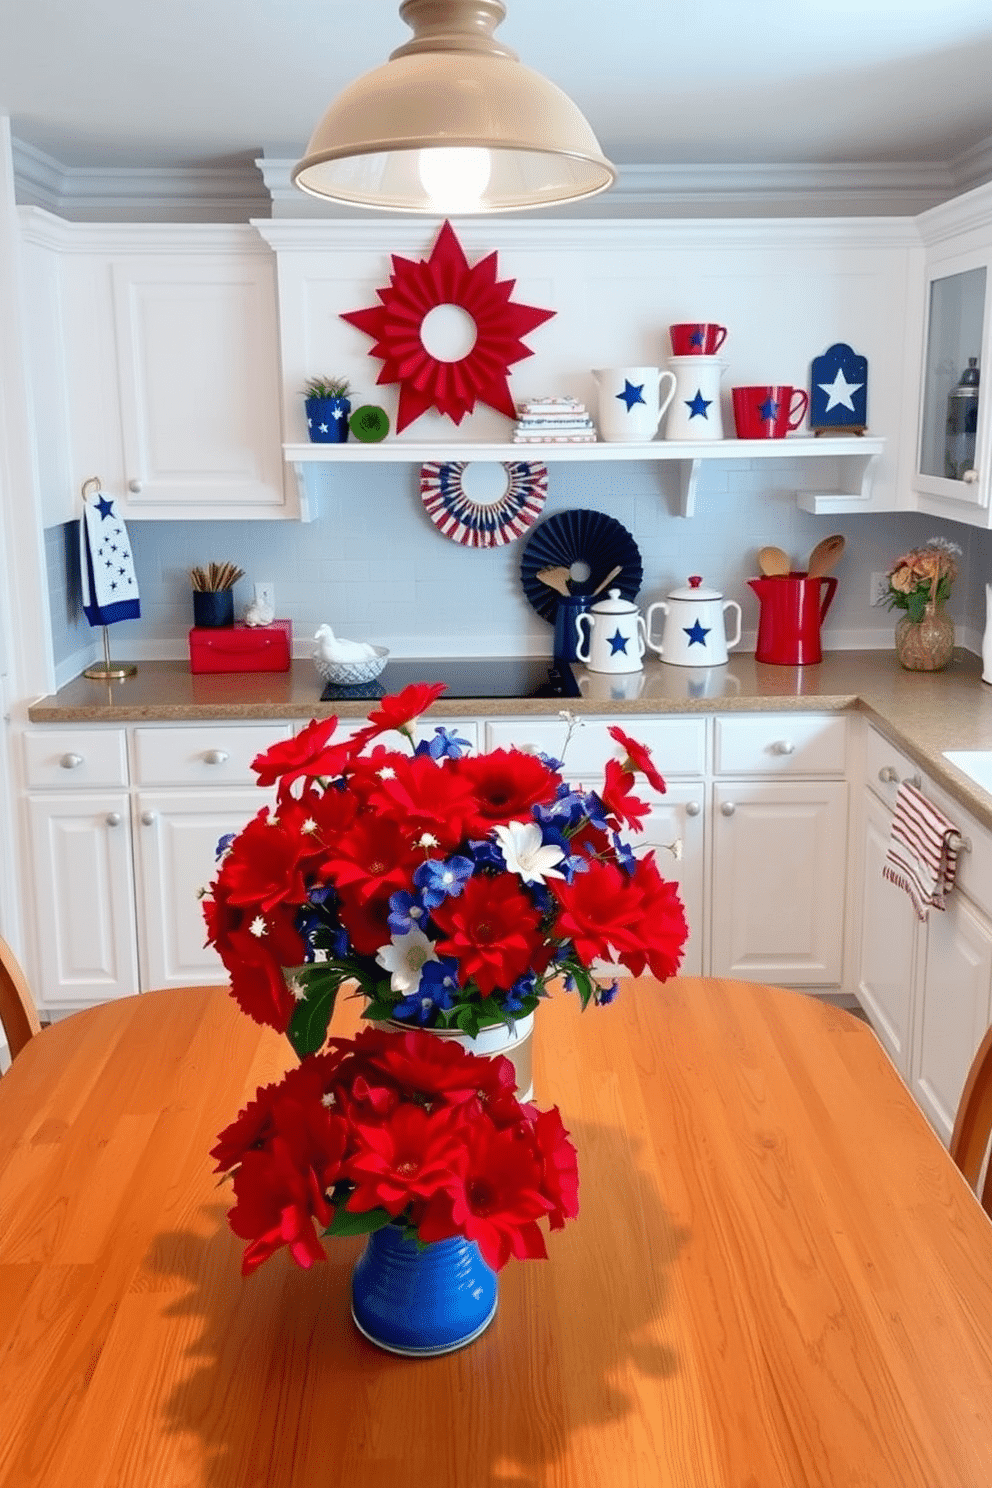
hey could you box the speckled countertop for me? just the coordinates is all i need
[27,648,992,828]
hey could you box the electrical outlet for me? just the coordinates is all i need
[870,572,889,607]
[254,581,275,611]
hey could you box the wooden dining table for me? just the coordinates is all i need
[3,976,992,1487]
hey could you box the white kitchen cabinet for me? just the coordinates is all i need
[18,212,300,523]
[855,787,919,1073]
[111,255,289,519]
[133,788,263,989]
[710,714,849,987]
[913,890,992,1143]
[853,721,992,1144]
[913,186,992,527]
[25,791,139,1004]
[21,721,290,1007]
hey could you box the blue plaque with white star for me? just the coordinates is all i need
[810,342,868,433]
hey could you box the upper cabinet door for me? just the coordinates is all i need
[915,247,992,520]
[111,254,290,519]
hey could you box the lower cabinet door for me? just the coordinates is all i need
[912,891,992,1145]
[26,792,139,1004]
[710,778,848,985]
[636,784,705,979]
[133,788,266,989]
[856,788,919,1075]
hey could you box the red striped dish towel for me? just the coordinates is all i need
[883,781,961,920]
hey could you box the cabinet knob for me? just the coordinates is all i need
[59,752,83,769]
[878,765,899,783]
[963,469,979,484]
[128,478,142,493]
[685,800,701,817]
[720,801,736,817]
[105,812,122,827]
[202,749,230,766]
[772,740,796,755]
[141,809,157,826]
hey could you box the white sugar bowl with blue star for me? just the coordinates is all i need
[664,356,726,441]
[645,575,742,667]
[575,588,647,674]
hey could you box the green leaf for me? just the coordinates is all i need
[323,1205,393,1238]
[286,965,343,1058]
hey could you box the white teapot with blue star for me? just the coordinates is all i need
[645,575,742,667]
[575,588,647,674]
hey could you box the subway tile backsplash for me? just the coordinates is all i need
[47,458,992,674]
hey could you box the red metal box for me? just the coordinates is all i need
[188,620,292,674]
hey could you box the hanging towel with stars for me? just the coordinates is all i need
[79,490,141,626]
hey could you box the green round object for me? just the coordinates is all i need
[349,405,390,443]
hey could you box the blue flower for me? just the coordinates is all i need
[612,833,637,875]
[414,726,474,760]
[413,855,474,908]
[467,837,505,872]
[594,980,620,1006]
[391,956,460,1023]
[501,970,536,1014]
[388,890,429,935]
[214,831,237,860]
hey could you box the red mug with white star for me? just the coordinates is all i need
[732,385,809,439]
[670,322,728,356]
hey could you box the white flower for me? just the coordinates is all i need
[301,818,318,835]
[286,976,307,1002]
[249,915,267,938]
[377,766,396,780]
[418,832,439,848]
[492,820,565,884]
[376,928,438,993]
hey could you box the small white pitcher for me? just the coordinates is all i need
[593,366,677,443]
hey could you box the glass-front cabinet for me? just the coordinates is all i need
[916,252,992,516]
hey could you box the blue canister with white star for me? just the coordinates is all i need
[645,575,742,667]
[575,588,647,674]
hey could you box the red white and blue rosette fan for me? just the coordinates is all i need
[420,461,548,548]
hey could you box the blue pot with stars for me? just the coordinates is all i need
[305,394,351,443]
[575,588,647,674]
[645,575,742,667]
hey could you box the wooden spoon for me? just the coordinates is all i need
[536,565,572,597]
[807,534,846,577]
[591,563,623,597]
[757,545,791,577]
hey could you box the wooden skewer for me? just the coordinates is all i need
[190,562,244,592]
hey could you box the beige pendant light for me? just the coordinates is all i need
[292,0,616,214]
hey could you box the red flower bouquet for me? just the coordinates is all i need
[205,684,687,1282]
[212,1024,579,1276]
[202,687,689,1052]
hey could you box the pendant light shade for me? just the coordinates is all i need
[292,0,616,213]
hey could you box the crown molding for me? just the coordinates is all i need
[10,134,992,224]
[17,205,269,255]
[11,137,271,223]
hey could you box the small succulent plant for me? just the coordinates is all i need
[303,376,352,400]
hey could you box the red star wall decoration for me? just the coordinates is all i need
[341,221,555,433]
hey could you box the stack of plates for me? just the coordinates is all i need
[513,397,597,444]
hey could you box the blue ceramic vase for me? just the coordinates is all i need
[305,395,351,443]
[351,1223,498,1356]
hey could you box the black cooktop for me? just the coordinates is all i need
[320,655,580,702]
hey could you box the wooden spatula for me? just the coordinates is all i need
[536,565,572,597]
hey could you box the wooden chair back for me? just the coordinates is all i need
[950,1024,992,1216]
[0,935,42,1062]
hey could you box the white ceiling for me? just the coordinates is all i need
[5,0,992,176]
